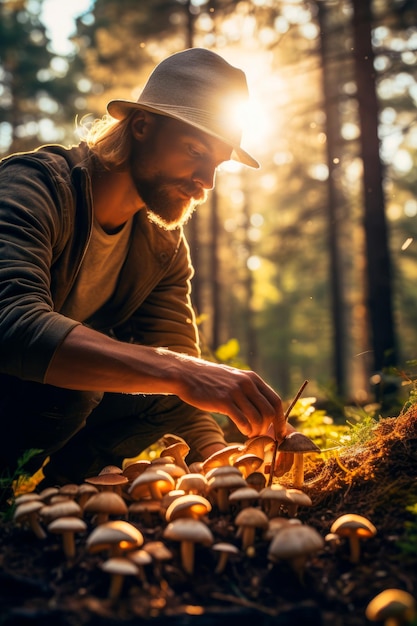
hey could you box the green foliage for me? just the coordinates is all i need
[397,504,417,560]
[0,449,43,517]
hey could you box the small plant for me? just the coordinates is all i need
[0,449,43,518]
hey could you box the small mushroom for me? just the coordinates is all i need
[277,432,320,488]
[176,473,208,495]
[127,549,152,586]
[207,472,247,513]
[285,488,313,517]
[201,444,244,473]
[83,491,128,525]
[163,518,213,575]
[47,516,87,559]
[366,588,416,626]
[259,485,293,519]
[228,486,260,511]
[85,473,128,495]
[101,557,138,601]
[165,494,212,522]
[330,513,377,564]
[87,520,144,557]
[235,507,269,552]
[129,469,175,501]
[160,441,190,473]
[246,472,266,492]
[232,453,263,478]
[212,542,239,574]
[143,540,173,580]
[13,500,46,539]
[267,524,324,582]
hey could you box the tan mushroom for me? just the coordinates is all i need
[40,499,83,524]
[143,540,173,580]
[101,557,139,601]
[77,483,99,509]
[285,488,313,517]
[129,469,175,501]
[122,460,151,482]
[83,491,128,525]
[246,472,266,492]
[366,588,416,626]
[201,444,244,473]
[277,432,321,488]
[86,520,144,557]
[259,485,293,519]
[163,518,214,575]
[127,548,152,585]
[165,494,212,522]
[84,473,128,495]
[176,473,208,495]
[265,516,302,540]
[330,513,377,564]
[212,542,239,574]
[232,453,263,479]
[13,500,46,539]
[128,500,163,526]
[267,524,324,582]
[160,441,190,474]
[228,486,260,511]
[235,507,269,552]
[207,472,247,513]
[47,516,87,559]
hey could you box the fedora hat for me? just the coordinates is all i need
[107,48,259,169]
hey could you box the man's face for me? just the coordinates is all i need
[129,114,232,230]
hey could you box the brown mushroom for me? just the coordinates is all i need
[259,485,293,519]
[267,523,324,582]
[160,441,190,473]
[13,500,46,539]
[232,453,264,478]
[176,473,208,495]
[101,557,139,601]
[165,494,212,522]
[163,518,214,575]
[129,469,175,501]
[83,491,128,525]
[212,542,239,574]
[277,432,321,488]
[330,513,377,564]
[366,588,416,626]
[47,516,87,559]
[86,520,144,557]
[285,488,313,517]
[207,472,247,513]
[235,506,269,552]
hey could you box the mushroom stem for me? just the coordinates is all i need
[62,532,76,559]
[292,454,304,489]
[241,526,256,551]
[349,534,361,564]
[108,573,124,601]
[214,552,229,574]
[180,540,195,575]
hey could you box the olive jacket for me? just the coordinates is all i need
[0,143,225,454]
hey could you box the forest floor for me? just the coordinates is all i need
[0,405,417,626]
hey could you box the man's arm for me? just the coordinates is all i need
[45,324,287,440]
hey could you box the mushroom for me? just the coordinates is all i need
[277,432,320,488]
[13,500,46,539]
[87,520,144,557]
[267,524,324,582]
[265,516,302,540]
[246,472,266,492]
[127,549,152,586]
[235,507,269,552]
[165,494,212,522]
[163,518,214,575]
[160,441,190,473]
[366,588,416,626]
[84,473,129,496]
[228,486,260,511]
[330,513,377,564]
[176,473,208,495]
[259,485,293,519]
[207,472,247,513]
[143,540,173,580]
[212,542,240,574]
[40,499,83,524]
[129,469,175,501]
[201,444,244,473]
[101,557,139,601]
[232,453,263,478]
[285,488,313,517]
[83,491,128,525]
[122,460,151,482]
[47,516,87,559]
[128,500,163,526]
[77,483,99,509]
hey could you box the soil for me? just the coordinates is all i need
[1,406,417,626]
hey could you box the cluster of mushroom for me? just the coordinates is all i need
[11,435,381,605]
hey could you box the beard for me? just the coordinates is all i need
[133,173,208,231]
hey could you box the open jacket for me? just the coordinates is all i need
[0,143,201,383]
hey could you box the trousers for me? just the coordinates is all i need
[0,376,226,485]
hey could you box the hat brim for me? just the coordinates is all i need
[107,99,260,169]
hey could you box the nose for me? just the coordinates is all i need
[192,162,216,191]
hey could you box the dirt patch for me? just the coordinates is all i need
[1,407,417,626]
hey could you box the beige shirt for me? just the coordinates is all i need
[61,218,133,322]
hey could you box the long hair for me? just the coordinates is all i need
[81,112,136,171]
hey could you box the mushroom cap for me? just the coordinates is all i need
[128,549,152,567]
[265,516,302,539]
[58,484,79,498]
[87,520,144,553]
[204,466,243,481]
[122,460,151,481]
[150,461,186,480]
[277,432,321,453]
[128,469,175,500]
[246,472,267,491]
[165,494,212,522]
[85,474,129,488]
[176,473,208,494]
[83,491,128,517]
[47,516,87,534]
[233,453,263,476]
[160,441,190,459]
[163,518,214,546]
[243,435,275,458]
[366,588,416,622]
[268,524,324,562]
[330,513,377,538]
[14,493,42,506]
[143,540,173,562]
[202,444,244,472]
[212,542,240,556]
[235,506,269,530]
[286,488,313,507]
[207,473,247,493]
[13,500,44,521]
[101,556,139,576]
[99,465,123,475]
[40,499,83,522]
[228,486,260,504]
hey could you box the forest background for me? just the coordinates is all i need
[1,0,417,417]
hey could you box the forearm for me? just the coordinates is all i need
[44,324,185,395]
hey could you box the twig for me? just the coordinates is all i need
[210,591,278,616]
[267,380,309,487]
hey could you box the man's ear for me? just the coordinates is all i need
[131,110,155,140]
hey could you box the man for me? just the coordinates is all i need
[0,48,292,487]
